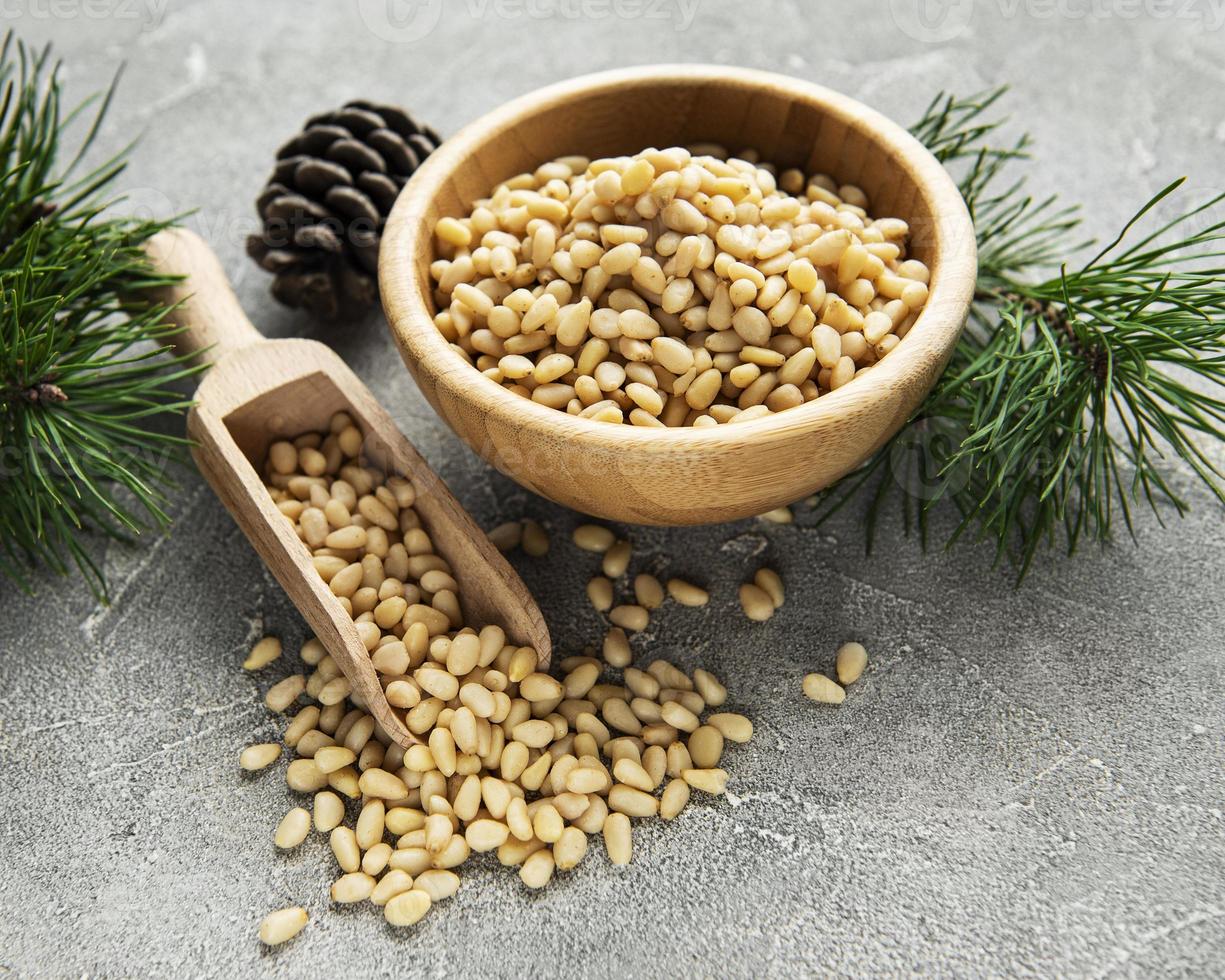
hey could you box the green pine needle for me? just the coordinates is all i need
[0,31,200,600]
[812,87,1225,581]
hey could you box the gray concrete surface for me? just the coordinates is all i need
[2,1,1224,976]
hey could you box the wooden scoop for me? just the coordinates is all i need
[147,227,550,747]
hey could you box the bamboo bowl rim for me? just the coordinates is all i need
[381,64,976,454]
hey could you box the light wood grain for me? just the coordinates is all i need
[148,228,550,747]
[380,64,977,524]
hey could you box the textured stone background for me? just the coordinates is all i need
[1,1,1223,976]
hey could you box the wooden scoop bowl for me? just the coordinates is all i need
[147,227,550,747]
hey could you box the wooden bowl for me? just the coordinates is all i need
[380,65,976,525]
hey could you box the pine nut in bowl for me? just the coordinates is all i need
[380,65,976,525]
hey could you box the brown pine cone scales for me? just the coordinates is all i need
[247,101,441,319]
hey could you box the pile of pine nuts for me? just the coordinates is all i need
[429,146,930,427]
[250,414,753,944]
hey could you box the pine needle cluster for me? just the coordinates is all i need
[814,89,1225,580]
[0,32,198,598]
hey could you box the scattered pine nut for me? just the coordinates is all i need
[573,524,616,553]
[682,768,729,795]
[660,778,690,820]
[707,712,754,743]
[738,583,775,622]
[602,812,632,865]
[836,642,868,685]
[239,743,282,771]
[244,636,282,670]
[586,576,614,612]
[521,519,549,557]
[602,628,632,668]
[692,670,727,707]
[258,907,308,946]
[802,673,846,704]
[609,604,649,631]
[313,791,344,832]
[275,807,312,849]
[758,506,793,524]
[487,521,523,552]
[265,675,305,712]
[601,540,631,578]
[384,889,432,927]
[666,578,709,607]
[754,568,785,608]
[247,414,754,942]
[633,574,665,610]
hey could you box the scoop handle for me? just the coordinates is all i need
[146,227,263,368]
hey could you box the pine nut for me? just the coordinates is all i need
[258,907,307,946]
[609,785,659,817]
[554,826,588,870]
[244,636,282,670]
[314,745,355,774]
[754,568,785,608]
[370,869,415,907]
[573,524,616,552]
[358,768,409,799]
[613,758,654,792]
[275,807,311,849]
[415,869,461,902]
[313,791,344,832]
[286,758,328,792]
[587,576,613,612]
[522,519,549,556]
[602,539,632,577]
[488,521,522,552]
[240,743,282,771]
[836,642,868,684]
[602,698,642,735]
[692,669,727,707]
[331,871,376,904]
[666,579,709,606]
[384,889,432,927]
[610,605,649,631]
[602,627,632,668]
[519,849,555,889]
[707,712,753,743]
[738,583,775,621]
[682,768,729,795]
[465,818,510,852]
[602,811,632,865]
[520,672,563,702]
[633,574,665,610]
[688,726,725,768]
[330,826,360,873]
[802,673,846,704]
[265,675,305,712]
[660,778,690,820]
[660,701,700,733]
[251,422,757,937]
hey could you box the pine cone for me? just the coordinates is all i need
[247,101,442,320]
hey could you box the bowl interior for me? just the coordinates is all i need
[407,71,946,331]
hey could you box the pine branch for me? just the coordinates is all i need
[812,88,1225,580]
[0,31,200,600]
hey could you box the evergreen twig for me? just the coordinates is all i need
[0,31,199,599]
[812,87,1225,580]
